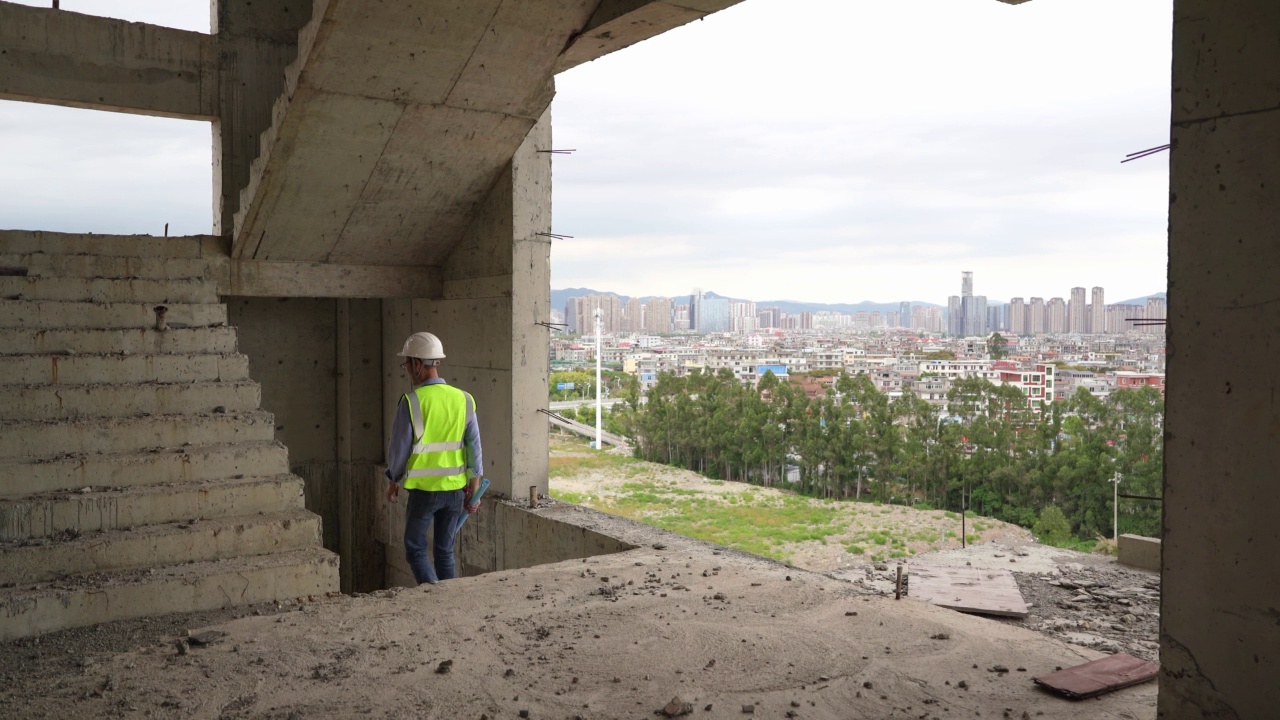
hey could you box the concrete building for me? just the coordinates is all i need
[1068,286,1086,334]
[644,296,672,334]
[1091,287,1105,334]
[1047,297,1067,334]
[1028,297,1045,335]
[1,1,1278,716]
[1009,297,1026,335]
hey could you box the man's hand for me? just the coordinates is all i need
[386,482,400,504]
[464,476,481,514]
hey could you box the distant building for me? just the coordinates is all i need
[1068,287,1087,334]
[1091,287,1105,334]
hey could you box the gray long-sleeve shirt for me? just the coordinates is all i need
[384,378,483,486]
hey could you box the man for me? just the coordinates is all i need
[385,331,482,585]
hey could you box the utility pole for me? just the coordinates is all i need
[594,308,603,449]
[1112,471,1122,543]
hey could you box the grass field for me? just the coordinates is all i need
[547,435,1031,569]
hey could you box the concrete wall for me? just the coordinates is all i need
[1162,1,1280,716]
[228,297,386,593]
[373,483,633,588]
[1117,534,1160,573]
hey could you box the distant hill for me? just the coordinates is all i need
[551,288,942,315]
[1113,292,1167,306]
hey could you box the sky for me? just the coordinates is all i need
[0,0,1172,306]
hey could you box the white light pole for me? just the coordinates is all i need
[1112,471,1123,543]
[594,308,603,449]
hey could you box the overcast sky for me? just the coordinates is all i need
[0,0,1172,306]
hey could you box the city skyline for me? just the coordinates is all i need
[559,272,1165,337]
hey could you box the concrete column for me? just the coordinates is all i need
[1162,1,1280,716]
[211,0,312,237]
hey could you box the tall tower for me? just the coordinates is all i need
[1091,287,1105,334]
[1029,297,1045,335]
[1068,287,1087,334]
[958,271,975,336]
[689,288,702,333]
[899,301,911,328]
[1009,297,1026,335]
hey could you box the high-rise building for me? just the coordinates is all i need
[1009,297,1026,335]
[969,295,988,336]
[625,297,644,333]
[961,271,974,298]
[689,289,703,332]
[673,303,690,331]
[947,296,962,335]
[899,301,911,328]
[1091,287,1105,334]
[699,297,730,333]
[1029,297,1045,335]
[1068,287,1087,334]
[987,305,1001,334]
[644,297,672,334]
[756,307,781,329]
[799,311,813,330]
[1144,296,1167,336]
[1047,297,1067,334]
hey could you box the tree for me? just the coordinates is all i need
[987,333,1008,360]
[1033,506,1071,546]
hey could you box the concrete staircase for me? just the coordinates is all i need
[0,231,339,641]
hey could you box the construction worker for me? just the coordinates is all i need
[385,331,482,585]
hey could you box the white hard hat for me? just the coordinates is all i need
[398,332,445,361]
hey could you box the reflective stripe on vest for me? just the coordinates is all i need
[402,384,475,492]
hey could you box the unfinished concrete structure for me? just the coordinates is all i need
[0,0,1277,716]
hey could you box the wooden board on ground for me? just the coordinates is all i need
[909,565,1029,617]
[1032,653,1158,699]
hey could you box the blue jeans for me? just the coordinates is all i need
[403,488,464,585]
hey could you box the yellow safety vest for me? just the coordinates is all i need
[403,383,475,492]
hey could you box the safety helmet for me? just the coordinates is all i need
[398,332,445,361]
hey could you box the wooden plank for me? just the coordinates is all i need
[1032,653,1158,699]
[909,565,1029,618]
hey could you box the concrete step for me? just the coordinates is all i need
[0,547,339,641]
[0,276,217,303]
[0,509,323,585]
[0,300,226,329]
[1,441,291,498]
[0,252,213,280]
[0,381,261,421]
[0,326,240,354]
[0,352,250,385]
[0,231,210,259]
[0,410,276,461]
[0,474,306,541]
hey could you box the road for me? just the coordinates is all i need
[549,398,624,411]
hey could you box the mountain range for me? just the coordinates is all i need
[552,289,1167,316]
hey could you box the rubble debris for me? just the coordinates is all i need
[1033,653,1158,699]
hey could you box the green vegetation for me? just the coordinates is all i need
[612,369,1163,541]
[548,437,1018,564]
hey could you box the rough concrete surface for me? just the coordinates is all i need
[1,517,1155,719]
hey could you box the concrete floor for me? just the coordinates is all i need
[3,514,1156,720]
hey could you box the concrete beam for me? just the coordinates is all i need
[555,0,744,73]
[213,259,442,299]
[0,2,218,120]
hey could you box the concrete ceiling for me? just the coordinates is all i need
[232,0,745,267]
